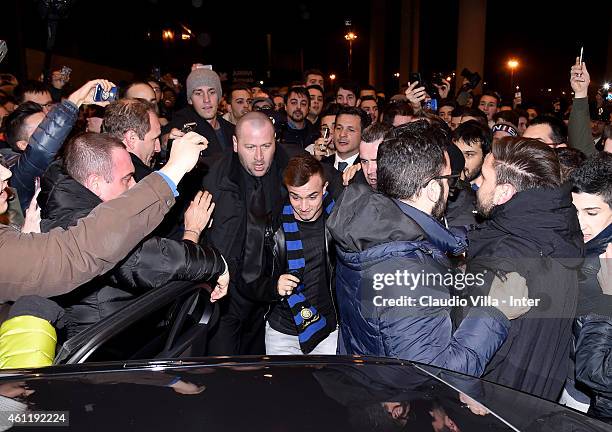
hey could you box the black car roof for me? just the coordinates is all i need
[0,356,608,432]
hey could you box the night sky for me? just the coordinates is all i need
[2,0,610,107]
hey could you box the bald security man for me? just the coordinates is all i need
[201,112,304,355]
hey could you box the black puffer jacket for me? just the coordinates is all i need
[573,223,612,423]
[11,100,78,211]
[466,184,584,401]
[38,161,226,337]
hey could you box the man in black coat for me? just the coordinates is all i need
[201,111,304,355]
[466,137,584,401]
[38,133,229,337]
[275,86,320,148]
[166,68,234,157]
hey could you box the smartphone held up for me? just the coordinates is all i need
[93,84,118,103]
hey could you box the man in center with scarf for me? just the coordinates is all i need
[264,153,338,354]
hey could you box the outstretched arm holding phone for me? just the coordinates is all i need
[568,57,597,156]
[11,79,116,211]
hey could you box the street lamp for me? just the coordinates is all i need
[162,29,175,42]
[344,31,357,77]
[507,59,519,92]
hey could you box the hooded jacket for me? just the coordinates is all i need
[466,184,584,401]
[38,161,226,337]
[327,183,509,377]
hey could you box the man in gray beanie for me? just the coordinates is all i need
[166,68,234,158]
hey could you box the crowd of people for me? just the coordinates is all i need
[0,55,610,425]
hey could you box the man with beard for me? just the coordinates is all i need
[452,120,491,186]
[276,86,319,148]
[326,121,526,375]
[467,137,583,400]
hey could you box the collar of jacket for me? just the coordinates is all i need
[478,183,584,259]
[39,160,101,229]
[586,223,612,257]
[218,145,291,193]
[392,199,468,256]
[129,152,153,183]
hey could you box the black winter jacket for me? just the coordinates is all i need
[11,100,78,211]
[38,161,226,337]
[275,118,320,148]
[200,145,305,295]
[167,108,234,157]
[573,223,612,423]
[466,184,584,401]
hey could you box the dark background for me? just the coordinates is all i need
[1,0,610,106]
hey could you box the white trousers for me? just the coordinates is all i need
[265,322,338,355]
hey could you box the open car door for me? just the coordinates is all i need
[53,281,218,365]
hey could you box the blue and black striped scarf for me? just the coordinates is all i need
[281,192,335,353]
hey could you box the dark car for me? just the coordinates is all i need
[0,356,609,431]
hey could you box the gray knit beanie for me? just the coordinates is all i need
[186,68,222,101]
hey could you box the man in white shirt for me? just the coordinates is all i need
[320,106,370,173]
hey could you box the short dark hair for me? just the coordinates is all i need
[283,153,325,187]
[570,152,612,207]
[359,95,377,105]
[381,102,413,126]
[453,120,492,154]
[479,90,501,106]
[491,137,561,192]
[336,105,371,132]
[320,103,341,119]
[284,86,311,106]
[377,120,447,200]
[515,108,529,121]
[361,122,392,143]
[451,106,465,118]
[529,115,568,145]
[103,98,154,141]
[13,81,51,105]
[360,84,377,95]
[555,147,586,182]
[493,110,519,128]
[229,83,252,101]
[305,84,324,96]
[336,81,359,99]
[460,108,488,125]
[64,133,126,184]
[439,99,457,110]
[303,69,324,83]
[4,101,44,151]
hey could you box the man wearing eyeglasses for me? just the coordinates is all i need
[13,81,55,114]
[327,120,528,377]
